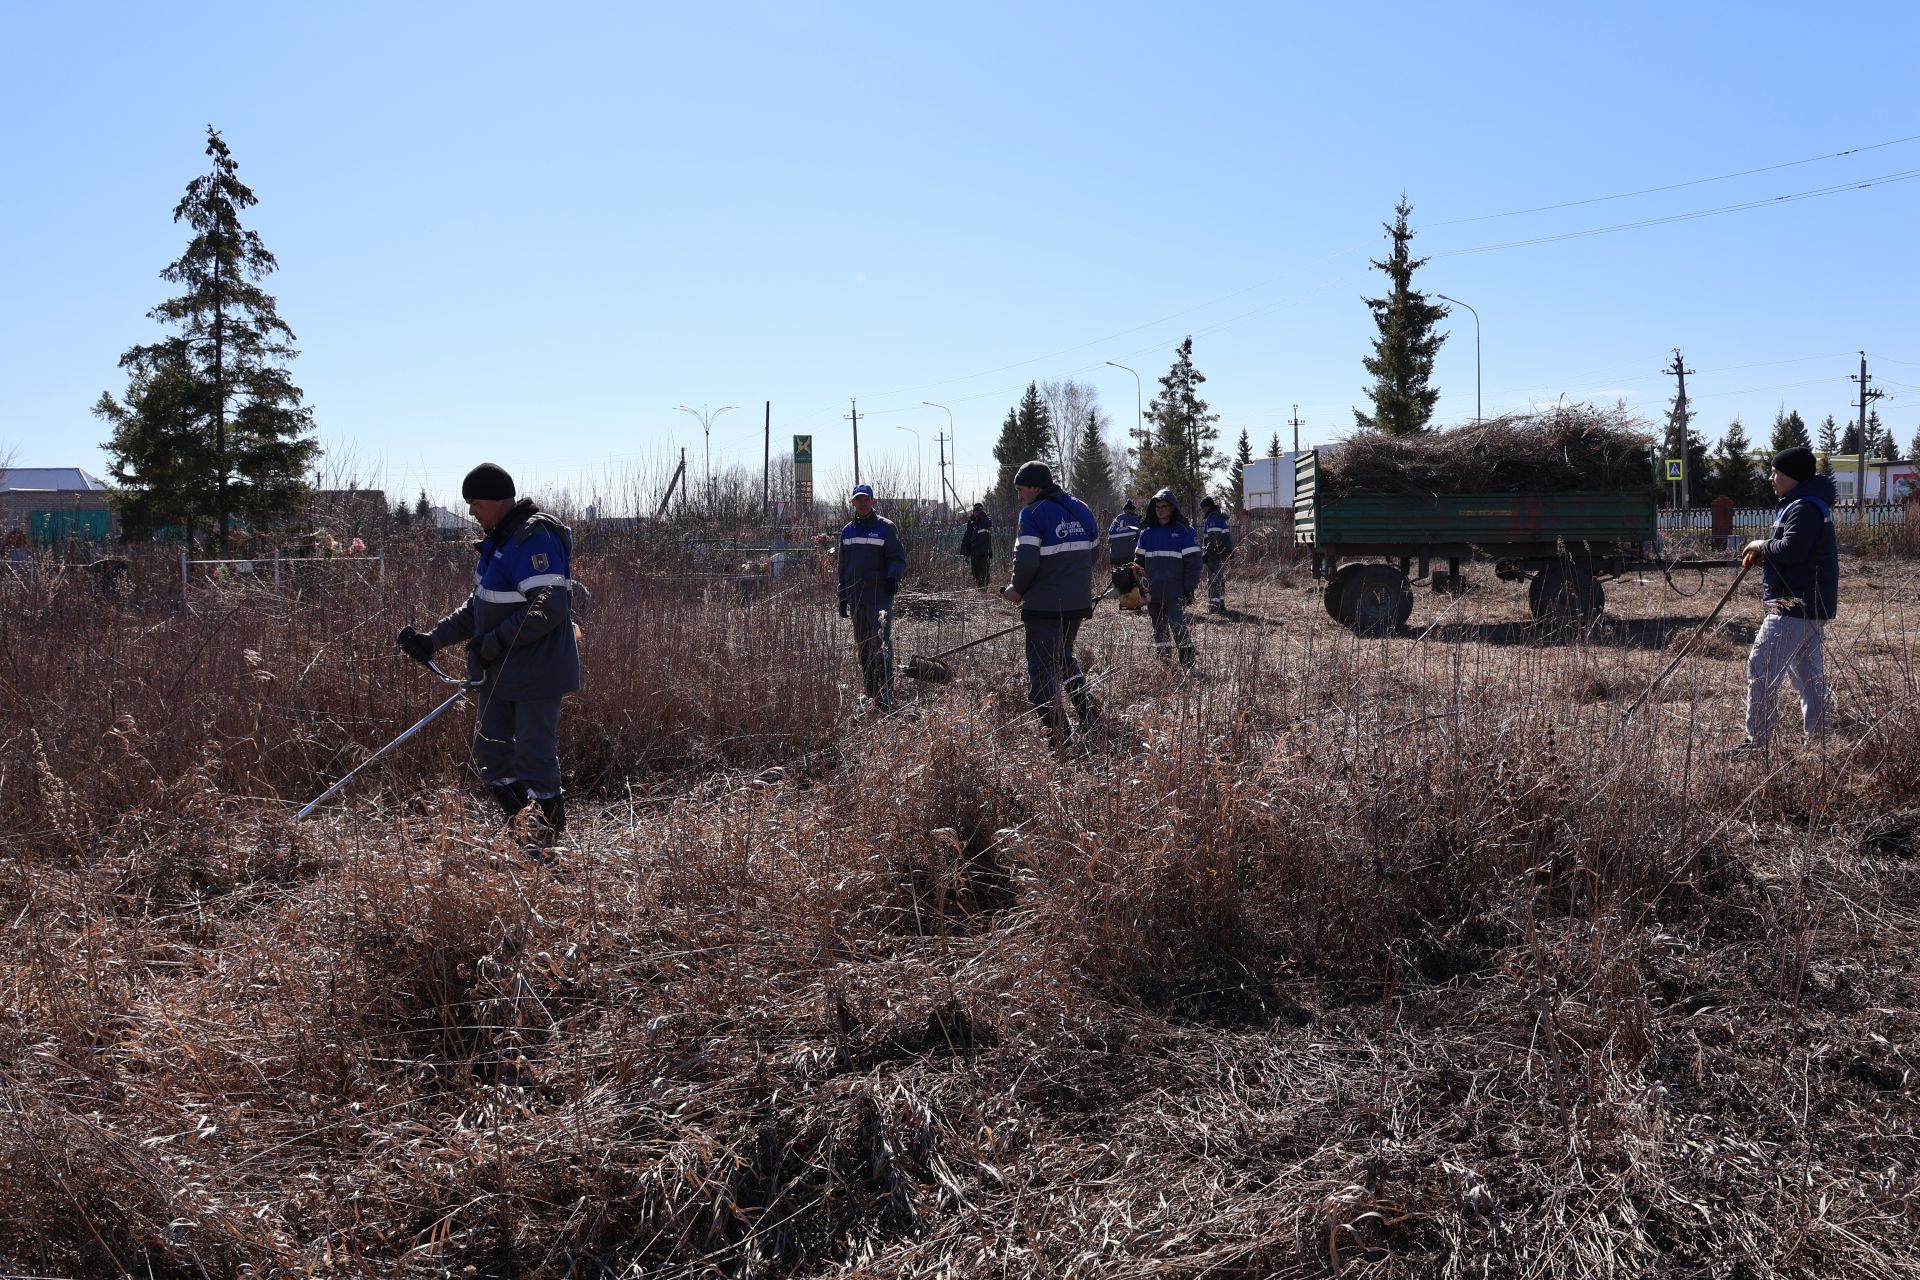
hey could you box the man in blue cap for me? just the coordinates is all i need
[396,462,578,853]
[838,483,907,711]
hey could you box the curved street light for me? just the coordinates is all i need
[923,401,955,504]
[893,424,923,503]
[1105,361,1144,490]
[1434,295,1481,424]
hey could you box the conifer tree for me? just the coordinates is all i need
[1068,410,1119,513]
[1769,408,1812,454]
[96,127,317,550]
[1872,409,1899,461]
[1134,337,1222,506]
[1268,434,1282,459]
[1839,418,1863,456]
[415,489,433,522]
[1817,415,1839,475]
[1354,196,1448,436]
[1229,428,1253,508]
[1710,418,1762,504]
[1909,425,1920,465]
[991,382,1054,507]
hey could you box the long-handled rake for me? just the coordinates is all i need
[901,587,1114,684]
[1621,561,1752,721]
[296,658,482,819]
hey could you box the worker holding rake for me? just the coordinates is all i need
[839,483,907,712]
[1729,445,1838,757]
[1002,460,1101,748]
[396,462,579,849]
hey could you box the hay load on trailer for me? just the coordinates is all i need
[1298,407,1661,634]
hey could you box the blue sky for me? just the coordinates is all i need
[3,1,1916,509]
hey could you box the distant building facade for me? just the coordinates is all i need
[0,468,116,543]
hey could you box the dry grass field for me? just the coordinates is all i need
[3,539,1917,1277]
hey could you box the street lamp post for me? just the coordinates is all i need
[1435,295,1481,424]
[674,403,737,508]
[1105,361,1144,492]
[923,401,956,504]
[894,424,922,503]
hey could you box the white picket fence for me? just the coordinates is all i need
[1657,501,1910,533]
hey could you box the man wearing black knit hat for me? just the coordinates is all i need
[1729,444,1837,756]
[395,462,580,853]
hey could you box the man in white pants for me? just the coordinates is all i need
[1731,445,1837,756]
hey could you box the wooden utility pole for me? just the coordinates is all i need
[762,401,771,516]
[1664,350,1695,511]
[845,399,862,485]
[936,431,960,508]
[1850,352,1884,511]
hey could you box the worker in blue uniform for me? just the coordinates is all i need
[1001,460,1100,748]
[397,462,579,853]
[1198,496,1234,613]
[838,483,907,712]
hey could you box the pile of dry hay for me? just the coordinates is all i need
[1319,406,1656,497]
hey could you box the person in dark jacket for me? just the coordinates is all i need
[1135,488,1202,668]
[1198,496,1234,612]
[839,483,908,711]
[1001,460,1100,747]
[961,502,994,589]
[396,462,579,846]
[1730,446,1838,755]
[1106,499,1141,568]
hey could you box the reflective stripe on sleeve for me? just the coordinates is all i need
[843,536,887,547]
[476,586,527,604]
[1037,539,1094,556]
[517,573,571,590]
[1017,535,1041,547]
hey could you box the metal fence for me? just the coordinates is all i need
[1656,501,1911,532]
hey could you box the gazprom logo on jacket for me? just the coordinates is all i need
[1055,518,1087,540]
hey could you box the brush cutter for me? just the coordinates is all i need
[901,587,1113,684]
[1621,561,1752,721]
[295,658,482,820]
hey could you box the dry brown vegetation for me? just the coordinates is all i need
[3,541,1918,1277]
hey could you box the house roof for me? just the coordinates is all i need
[430,505,478,530]
[0,467,109,494]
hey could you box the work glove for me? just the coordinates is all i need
[884,577,899,599]
[396,625,435,665]
[1741,539,1767,569]
[838,599,850,619]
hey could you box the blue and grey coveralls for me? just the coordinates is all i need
[1200,507,1234,608]
[1135,488,1202,666]
[427,499,579,801]
[1011,486,1100,741]
[839,511,907,706]
[1106,508,1141,567]
[1746,473,1839,745]
[962,507,994,588]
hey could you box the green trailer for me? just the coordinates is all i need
[1294,448,1661,634]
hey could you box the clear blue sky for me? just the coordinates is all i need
[3,1,1916,509]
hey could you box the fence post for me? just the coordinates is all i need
[180,550,190,608]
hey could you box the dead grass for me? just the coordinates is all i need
[2,545,1918,1276]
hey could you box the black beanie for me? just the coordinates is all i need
[461,462,515,501]
[1771,446,1816,484]
[1013,459,1053,488]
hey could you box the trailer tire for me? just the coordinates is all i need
[1529,563,1605,622]
[1322,565,1362,621]
[1339,565,1412,636]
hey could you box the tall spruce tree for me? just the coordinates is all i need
[1839,417,1863,456]
[1229,428,1253,509]
[991,381,1054,508]
[1769,408,1812,454]
[1710,418,1763,504]
[1817,414,1839,475]
[1872,409,1898,461]
[96,127,317,550]
[1268,433,1282,459]
[1068,409,1119,514]
[1354,196,1448,436]
[1908,424,1920,465]
[1135,337,1222,506]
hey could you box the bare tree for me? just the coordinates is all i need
[1040,379,1103,478]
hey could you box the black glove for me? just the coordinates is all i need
[396,625,434,665]
[884,577,899,599]
[838,599,850,619]
[465,648,487,685]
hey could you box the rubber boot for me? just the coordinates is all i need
[1179,646,1196,670]
[527,794,565,862]
[489,781,530,824]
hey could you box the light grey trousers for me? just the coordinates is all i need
[1744,614,1831,745]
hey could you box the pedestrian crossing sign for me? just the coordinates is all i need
[1664,459,1684,481]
